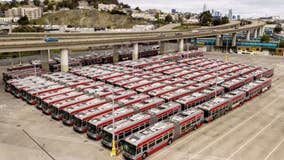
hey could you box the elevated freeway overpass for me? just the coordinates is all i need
[0,20,265,71]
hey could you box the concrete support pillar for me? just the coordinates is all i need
[132,43,139,61]
[232,33,237,47]
[219,35,224,47]
[61,49,69,72]
[113,45,119,63]
[246,30,251,40]
[216,35,221,46]
[253,29,258,39]
[178,39,184,52]
[259,27,264,37]
[40,50,50,71]
[159,41,166,54]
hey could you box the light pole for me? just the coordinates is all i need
[110,87,117,157]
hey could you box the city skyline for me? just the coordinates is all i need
[119,0,283,18]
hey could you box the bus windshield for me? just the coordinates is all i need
[102,131,113,143]
[87,123,97,134]
[123,142,137,156]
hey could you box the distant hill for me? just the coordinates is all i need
[32,10,148,28]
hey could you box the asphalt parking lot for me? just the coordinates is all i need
[0,52,284,160]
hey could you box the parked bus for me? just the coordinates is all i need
[62,98,107,125]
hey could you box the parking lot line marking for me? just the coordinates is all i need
[188,97,281,160]
[263,136,284,160]
[225,113,284,160]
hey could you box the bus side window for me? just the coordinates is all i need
[125,130,131,136]
[137,147,141,154]
[143,144,148,152]
[119,133,124,139]
[149,140,155,148]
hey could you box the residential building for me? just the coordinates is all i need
[5,6,43,20]
[77,1,92,10]
[98,3,117,11]
[132,12,156,21]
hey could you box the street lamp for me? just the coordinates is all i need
[110,87,117,157]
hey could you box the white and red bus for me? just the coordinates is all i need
[144,62,176,71]
[186,83,210,93]
[101,113,154,148]
[150,75,172,83]
[135,82,166,93]
[117,94,150,107]
[175,92,208,110]
[238,82,262,101]
[173,80,196,89]
[115,77,144,87]
[35,88,75,109]
[20,81,57,100]
[193,74,215,83]
[124,80,154,90]
[148,86,178,97]
[73,103,119,133]
[75,81,105,91]
[160,88,192,101]
[221,79,245,92]
[86,97,164,140]
[84,86,125,98]
[161,78,185,86]
[197,97,231,122]
[105,90,137,102]
[106,75,134,84]
[200,86,225,99]
[222,90,246,109]
[87,107,136,140]
[24,84,65,105]
[41,91,84,115]
[123,121,175,160]
[97,72,125,81]
[146,101,181,122]
[254,78,272,93]
[62,98,107,125]
[51,95,95,120]
[170,108,204,137]
[129,97,165,112]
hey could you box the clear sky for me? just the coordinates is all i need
[119,0,283,18]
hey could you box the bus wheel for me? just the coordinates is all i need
[142,153,148,159]
[194,125,198,130]
[168,139,173,145]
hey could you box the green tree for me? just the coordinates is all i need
[43,0,49,5]
[221,16,229,24]
[134,7,141,11]
[212,18,221,26]
[279,40,284,48]
[260,34,270,42]
[33,0,41,6]
[274,24,282,34]
[165,14,173,23]
[17,16,29,25]
[199,11,213,26]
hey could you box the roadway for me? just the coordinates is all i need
[0,20,264,53]
[0,53,283,160]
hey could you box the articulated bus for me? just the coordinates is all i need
[62,98,107,125]
[222,91,246,109]
[87,97,165,140]
[117,94,150,107]
[101,113,154,148]
[197,97,231,122]
[73,103,119,133]
[51,95,95,120]
[135,83,166,93]
[123,121,175,160]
